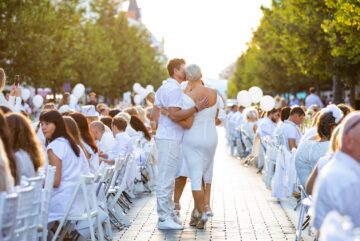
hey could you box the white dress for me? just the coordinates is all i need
[47,137,90,223]
[182,94,218,191]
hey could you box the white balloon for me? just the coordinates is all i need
[32,95,44,109]
[260,95,276,111]
[133,83,142,93]
[146,85,154,92]
[21,88,31,101]
[72,83,85,99]
[249,86,263,103]
[69,94,78,107]
[134,94,142,105]
[237,90,252,107]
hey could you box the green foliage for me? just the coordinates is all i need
[231,0,359,95]
[0,0,167,98]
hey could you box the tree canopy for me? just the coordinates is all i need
[0,0,167,98]
[229,0,360,102]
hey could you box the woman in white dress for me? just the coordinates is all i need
[175,64,219,229]
[40,110,90,228]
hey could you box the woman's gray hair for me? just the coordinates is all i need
[243,107,259,122]
[185,64,202,82]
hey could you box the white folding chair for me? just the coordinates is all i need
[38,165,56,241]
[106,156,131,227]
[14,185,35,241]
[52,175,105,241]
[95,166,114,237]
[0,192,18,241]
[22,175,45,241]
[295,185,312,241]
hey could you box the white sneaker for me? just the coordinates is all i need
[171,214,182,225]
[158,217,184,230]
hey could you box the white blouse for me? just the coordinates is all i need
[47,137,90,223]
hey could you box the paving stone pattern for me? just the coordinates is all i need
[113,129,301,241]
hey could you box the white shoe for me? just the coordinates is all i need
[158,217,184,230]
[171,214,182,225]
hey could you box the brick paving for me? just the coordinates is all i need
[113,128,304,241]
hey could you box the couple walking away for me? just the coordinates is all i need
[153,58,220,230]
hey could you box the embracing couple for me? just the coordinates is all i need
[153,58,220,230]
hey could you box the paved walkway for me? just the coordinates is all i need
[114,128,300,241]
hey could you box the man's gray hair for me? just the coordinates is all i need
[90,121,105,132]
[185,64,202,82]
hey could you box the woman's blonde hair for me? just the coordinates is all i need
[0,68,6,91]
[329,124,342,152]
[6,113,44,172]
[0,139,14,192]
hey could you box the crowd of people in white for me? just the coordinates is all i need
[0,60,227,240]
[0,67,158,240]
[225,96,360,240]
[1,57,360,241]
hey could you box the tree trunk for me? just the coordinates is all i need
[332,75,344,104]
[350,83,356,107]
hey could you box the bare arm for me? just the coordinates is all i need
[168,106,196,122]
[215,109,221,126]
[288,139,297,150]
[168,96,209,122]
[306,164,318,195]
[151,106,160,128]
[177,116,194,129]
[47,149,62,188]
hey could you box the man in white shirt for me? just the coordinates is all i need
[282,107,305,151]
[313,112,360,230]
[258,108,280,138]
[152,58,208,230]
[90,121,114,154]
[305,87,324,108]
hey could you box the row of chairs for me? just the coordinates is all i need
[227,124,316,241]
[0,166,56,241]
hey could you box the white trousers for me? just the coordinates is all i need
[156,139,181,221]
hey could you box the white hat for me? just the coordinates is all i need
[81,105,99,117]
[58,105,73,114]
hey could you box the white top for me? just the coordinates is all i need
[97,131,115,154]
[258,117,277,138]
[108,132,134,159]
[15,149,36,179]
[47,137,90,222]
[282,120,302,150]
[83,142,99,175]
[299,126,317,146]
[0,93,22,112]
[305,93,324,108]
[313,151,360,229]
[155,78,184,142]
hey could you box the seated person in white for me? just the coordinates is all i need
[99,116,134,164]
[90,121,114,154]
[40,110,90,227]
[258,108,280,138]
[312,112,360,231]
[281,107,305,151]
[6,113,45,179]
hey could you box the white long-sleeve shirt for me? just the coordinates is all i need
[108,132,134,160]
